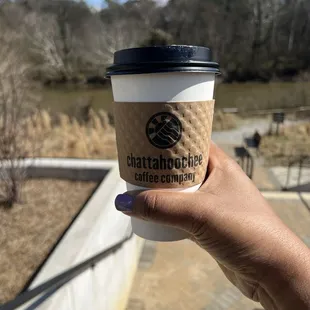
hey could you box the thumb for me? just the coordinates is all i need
[115,190,208,234]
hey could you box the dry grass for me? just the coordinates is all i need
[212,111,239,131]
[260,122,310,165]
[25,109,240,158]
[0,179,96,304]
[27,109,117,159]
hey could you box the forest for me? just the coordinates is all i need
[1,0,310,84]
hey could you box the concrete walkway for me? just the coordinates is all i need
[127,193,310,310]
[212,119,310,192]
[212,119,270,145]
[212,118,305,145]
[270,167,310,191]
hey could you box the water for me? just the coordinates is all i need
[41,82,310,114]
[41,86,114,114]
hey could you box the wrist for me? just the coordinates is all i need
[261,242,310,310]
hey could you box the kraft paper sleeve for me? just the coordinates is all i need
[114,100,215,189]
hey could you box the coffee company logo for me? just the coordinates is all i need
[146,112,182,149]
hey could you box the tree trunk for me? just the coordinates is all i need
[251,0,263,67]
[270,0,279,54]
[288,0,300,53]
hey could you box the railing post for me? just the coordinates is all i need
[285,163,292,190]
[297,157,304,188]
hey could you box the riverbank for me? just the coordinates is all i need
[40,82,310,115]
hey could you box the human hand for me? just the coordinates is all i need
[115,143,310,310]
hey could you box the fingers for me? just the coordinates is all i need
[201,141,243,193]
[114,143,236,234]
[208,141,224,169]
[115,190,211,234]
[208,141,236,170]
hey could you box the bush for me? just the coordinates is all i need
[141,29,173,47]
[213,111,239,131]
[260,122,310,165]
[29,109,117,160]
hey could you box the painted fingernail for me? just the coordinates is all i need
[115,194,134,212]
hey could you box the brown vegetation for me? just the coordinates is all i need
[0,179,96,304]
[260,122,310,165]
[0,24,42,206]
[25,109,240,161]
[212,111,239,131]
[28,110,117,159]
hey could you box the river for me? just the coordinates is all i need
[41,82,310,114]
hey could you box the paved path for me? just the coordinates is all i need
[127,194,310,310]
[212,118,304,145]
[270,167,310,191]
[212,119,269,145]
[212,120,282,191]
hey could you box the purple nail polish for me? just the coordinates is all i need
[115,194,134,212]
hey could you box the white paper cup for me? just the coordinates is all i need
[107,46,219,242]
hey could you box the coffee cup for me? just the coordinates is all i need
[107,45,220,242]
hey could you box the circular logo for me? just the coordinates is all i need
[146,112,182,149]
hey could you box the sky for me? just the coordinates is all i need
[86,0,168,10]
[86,0,103,9]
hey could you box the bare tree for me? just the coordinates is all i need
[3,0,310,83]
[0,26,40,206]
[92,0,156,64]
[24,12,75,81]
[87,18,143,65]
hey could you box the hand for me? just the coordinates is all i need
[115,143,310,310]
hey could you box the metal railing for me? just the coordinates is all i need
[284,156,310,191]
[0,232,134,310]
[234,146,254,179]
[222,105,310,116]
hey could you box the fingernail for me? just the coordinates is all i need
[115,194,134,212]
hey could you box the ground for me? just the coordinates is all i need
[0,179,97,304]
[127,194,310,310]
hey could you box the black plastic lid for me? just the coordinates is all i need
[106,45,220,77]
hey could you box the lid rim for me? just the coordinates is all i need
[106,45,220,77]
[106,67,221,77]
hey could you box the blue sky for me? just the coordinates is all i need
[86,0,104,9]
[86,0,168,9]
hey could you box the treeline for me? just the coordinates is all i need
[1,0,310,84]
